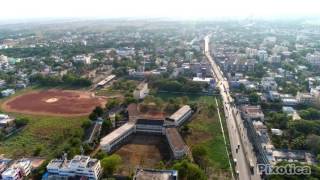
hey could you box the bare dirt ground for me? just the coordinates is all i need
[115,134,171,176]
[1,89,107,116]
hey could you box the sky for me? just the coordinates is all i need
[1,0,320,20]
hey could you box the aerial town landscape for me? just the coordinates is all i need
[1,1,320,180]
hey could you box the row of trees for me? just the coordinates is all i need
[30,73,92,87]
[150,77,205,93]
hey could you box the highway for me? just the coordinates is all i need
[204,35,261,180]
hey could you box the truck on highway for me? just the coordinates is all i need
[249,159,255,174]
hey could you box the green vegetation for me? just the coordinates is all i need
[149,76,207,93]
[154,93,231,178]
[0,113,87,158]
[29,73,92,87]
[101,154,122,176]
[299,108,320,120]
[172,160,207,180]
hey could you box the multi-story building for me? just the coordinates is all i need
[0,114,16,133]
[306,52,320,67]
[166,128,188,159]
[134,168,178,180]
[1,167,23,180]
[220,58,256,73]
[100,104,193,159]
[100,122,135,153]
[133,82,149,100]
[296,92,316,105]
[166,105,192,127]
[241,105,265,122]
[135,119,165,134]
[1,159,32,180]
[258,50,268,62]
[72,55,91,64]
[261,77,278,92]
[46,155,102,180]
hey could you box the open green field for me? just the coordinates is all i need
[155,93,232,179]
[0,87,88,159]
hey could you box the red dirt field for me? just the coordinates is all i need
[1,89,107,116]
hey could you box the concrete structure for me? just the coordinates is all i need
[133,82,149,99]
[258,50,268,62]
[268,91,280,101]
[134,168,178,180]
[166,128,188,159]
[1,159,32,180]
[1,89,15,97]
[296,92,315,105]
[73,55,91,64]
[100,122,135,153]
[96,75,116,87]
[0,114,15,133]
[220,58,256,73]
[261,77,277,91]
[241,105,265,122]
[135,119,165,134]
[100,104,191,159]
[166,105,192,126]
[306,53,320,67]
[1,167,23,180]
[46,155,102,180]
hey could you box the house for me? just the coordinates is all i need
[133,82,149,99]
[0,80,6,88]
[1,89,15,97]
[134,168,178,180]
[261,77,278,92]
[1,167,23,180]
[0,114,16,133]
[241,105,265,122]
[46,155,102,180]
[72,55,91,64]
[296,92,315,105]
[268,91,280,101]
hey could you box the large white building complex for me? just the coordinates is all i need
[100,104,193,159]
[1,159,32,180]
[46,155,102,180]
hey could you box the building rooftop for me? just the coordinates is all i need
[100,122,135,146]
[166,128,187,151]
[1,167,20,177]
[134,168,178,180]
[168,105,191,122]
[241,105,264,117]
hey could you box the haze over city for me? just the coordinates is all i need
[1,1,320,180]
[1,0,320,21]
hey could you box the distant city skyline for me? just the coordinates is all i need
[1,0,320,21]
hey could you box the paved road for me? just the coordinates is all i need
[204,35,261,180]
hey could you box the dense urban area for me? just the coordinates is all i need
[0,19,320,180]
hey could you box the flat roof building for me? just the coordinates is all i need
[241,105,264,122]
[100,122,135,153]
[46,155,102,180]
[166,105,192,126]
[134,168,178,180]
[166,128,188,159]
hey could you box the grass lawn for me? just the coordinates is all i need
[155,93,232,179]
[0,113,87,158]
[0,87,88,159]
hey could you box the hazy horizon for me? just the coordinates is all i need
[1,0,320,22]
